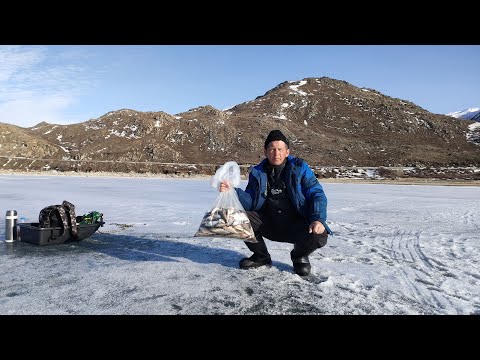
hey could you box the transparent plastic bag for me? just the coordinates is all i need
[195,161,257,243]
[210,161,241,189]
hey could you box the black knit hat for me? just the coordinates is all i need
[264,130,289,149]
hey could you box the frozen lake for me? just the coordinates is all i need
[1,174,479,314]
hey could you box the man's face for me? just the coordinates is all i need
[264,140,290,166]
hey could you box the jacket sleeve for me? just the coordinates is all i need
[301,163,328,225]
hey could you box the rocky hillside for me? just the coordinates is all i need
[0,123,59,158]
[1,77,479,176]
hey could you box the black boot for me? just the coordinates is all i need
[240,231,271,270]
[239,253,272,269]
[290,235,325,276]
[290,250,311,276]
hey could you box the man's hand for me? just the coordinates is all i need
[309,221,325,234]
[219,181,230,192]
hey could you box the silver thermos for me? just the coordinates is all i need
[5,210,18,243]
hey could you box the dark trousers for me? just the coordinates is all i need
[245,211,328,260]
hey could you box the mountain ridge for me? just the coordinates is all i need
[447,107,480,122]
[1,77,479,176]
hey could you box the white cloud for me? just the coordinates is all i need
[0,96,84,126]
[0,45,46,82]
[0,45,95,127]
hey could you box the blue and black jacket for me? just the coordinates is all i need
[235,155,332,235]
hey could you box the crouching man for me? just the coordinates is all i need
[219,130,332,276]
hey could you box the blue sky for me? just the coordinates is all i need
[1,45,479,128]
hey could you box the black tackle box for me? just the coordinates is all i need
[18,221,105,245]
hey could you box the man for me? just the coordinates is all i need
[219,130,332,276]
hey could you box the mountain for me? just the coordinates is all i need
[1,77,480,175]
[0,122,59,158]
[447,108,480,122]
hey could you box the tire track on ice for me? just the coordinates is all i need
[387,228,446,312]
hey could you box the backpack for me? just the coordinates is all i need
[39,200,79,240]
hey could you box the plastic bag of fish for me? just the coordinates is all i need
[194,161,257,242]
[195,206,256,242]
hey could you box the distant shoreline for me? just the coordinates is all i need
[319,177,480,187]
[1,169,479,186]
[0,169,211,180]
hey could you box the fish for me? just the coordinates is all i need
[195,207,256,242]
